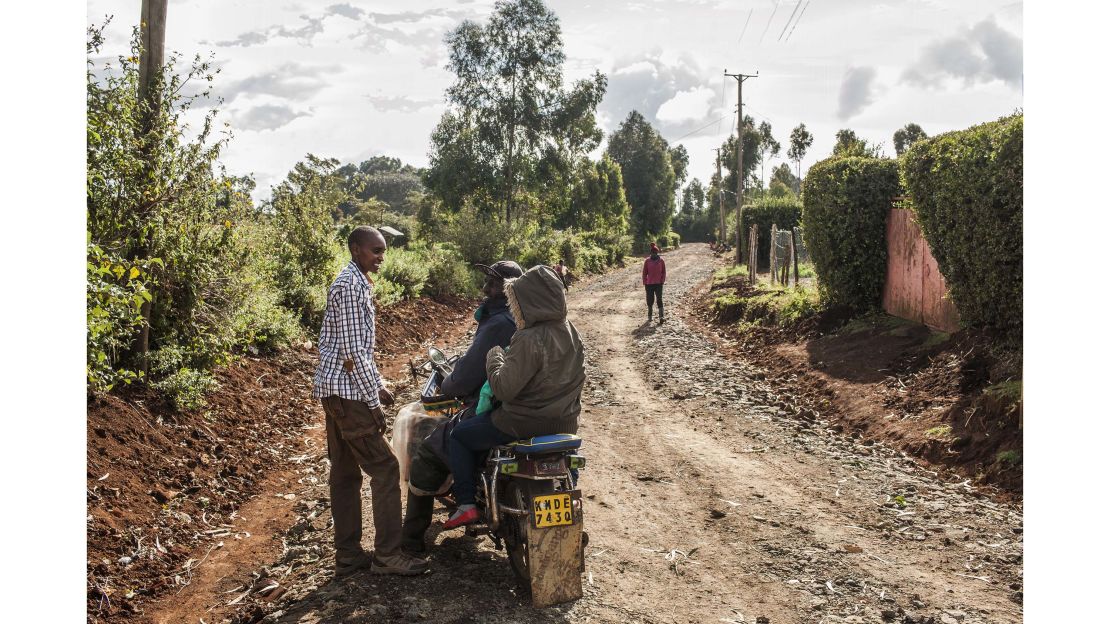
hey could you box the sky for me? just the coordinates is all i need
[86,0,1023,203]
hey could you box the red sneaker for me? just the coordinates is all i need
[442,506,481,530]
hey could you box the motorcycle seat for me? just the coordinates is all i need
[508,433,582,454]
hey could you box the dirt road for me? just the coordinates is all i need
[218,244,1022,624]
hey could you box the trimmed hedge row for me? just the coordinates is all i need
[901,114,1023,337]
[801,157,901,311]
[740,197,803,270]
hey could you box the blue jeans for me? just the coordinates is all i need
[448,412,516,505]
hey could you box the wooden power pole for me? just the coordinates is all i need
[135,0,168,371]
[724,69,757,270]
[138,0,168,107]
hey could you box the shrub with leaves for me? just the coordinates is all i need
[423,243,480,298]
[379,248,431,299]
[86,238,158,391]
[802,157,901,311]
[269,155,350,328]
[900,114,1023,338]
[154,368,220,411]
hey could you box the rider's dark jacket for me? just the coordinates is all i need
[423,295,516,465]
[487,265,586,439]
[438,295,516,404]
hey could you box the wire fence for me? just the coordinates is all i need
[767,225,812,287]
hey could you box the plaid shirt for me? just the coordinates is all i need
[312,260,384,407]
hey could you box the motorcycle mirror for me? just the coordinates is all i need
[429,347,447,366]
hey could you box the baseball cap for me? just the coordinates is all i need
[474,260,524,280]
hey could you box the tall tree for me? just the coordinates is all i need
[893,123,928,156]
[670,144,689,194]
[428,0,606,223]
[680,178,706,214]
[833,128,882,158]
[788,123,814,184]
[771,162,800,195]
[757,121,781,190]
[606,110,677,247]
[718,116,760,210]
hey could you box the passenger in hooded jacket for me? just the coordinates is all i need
[441,265,586,529]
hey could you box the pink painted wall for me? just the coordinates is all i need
[883,208,961,333]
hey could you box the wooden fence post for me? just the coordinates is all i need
[770,224,778,285]
[791,227,800,288]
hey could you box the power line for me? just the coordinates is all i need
[759,1,779,44]
[778,0,803,41]
[671,114,731,143]
[785,0,811,43]
[738,8,754,45]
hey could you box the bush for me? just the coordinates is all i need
[423,243,480,299]
[154,368,220,411]
[661,231,681,250]
[739,197,803,270]
[373,278,405,307]
[379,248,430,299]
[802,157,901,311]
[900,114,1022,337]
[86,238,157,391]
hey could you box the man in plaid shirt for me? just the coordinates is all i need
[313,226,428,577]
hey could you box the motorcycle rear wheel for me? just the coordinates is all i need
[504,479,556,585]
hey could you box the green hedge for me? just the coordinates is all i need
[802,157,901,311]
[901,114,1022,337]
[740,197,803,270]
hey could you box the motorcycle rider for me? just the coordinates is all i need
[399,260,522,554]
[442,265,587,529]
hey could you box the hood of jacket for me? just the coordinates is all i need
[504,265,567,330]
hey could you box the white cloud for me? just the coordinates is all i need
[902,16,1022,89]
[656,87,716,124]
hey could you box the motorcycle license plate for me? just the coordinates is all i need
[532,493,574,528]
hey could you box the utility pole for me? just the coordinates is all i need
[725,69,757,268]
[139,0,168,107]
[134,0,168,372]
[713,148,726,247]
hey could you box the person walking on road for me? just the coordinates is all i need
[313,226,429,578]
[642,242,666,324]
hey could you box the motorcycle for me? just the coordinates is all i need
[408,347,588,607]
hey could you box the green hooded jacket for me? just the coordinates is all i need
[484,265,586,439]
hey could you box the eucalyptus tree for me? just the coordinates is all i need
[426,0,606,224]
[756,121,781,190]
[605,111,677,246]
[787,123,814,182]
[893,123,928,156]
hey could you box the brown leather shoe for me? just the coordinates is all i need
[335,551,373,577]
[371,552,429,576]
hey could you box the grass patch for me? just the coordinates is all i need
[921,331,951,349]
[924,424,952,440]
[713,264,748,285]
[797,262,816,278]
[984,380,1022,402]
[996,449,1021,465]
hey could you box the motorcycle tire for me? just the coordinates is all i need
[503,479,556,586]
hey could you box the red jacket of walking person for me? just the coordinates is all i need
[642,243,666,285]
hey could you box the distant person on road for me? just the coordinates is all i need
[553,259,570,292]
[441,265,586,530]
[400,260,522,554]
[313,226,428,577]
[642,242,666,324]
